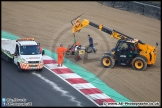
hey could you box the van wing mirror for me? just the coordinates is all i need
[13,53,17,56]
[42,50,45,55]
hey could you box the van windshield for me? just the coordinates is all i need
[20,45,41,55]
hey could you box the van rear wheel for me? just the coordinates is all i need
[5,55,10,62]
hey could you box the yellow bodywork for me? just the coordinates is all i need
[72,19,90,33]
[78,50,85,55]
[135,59,144,69]
[71,18,157,65]
[103,58,111,66]
[138,43,157,65]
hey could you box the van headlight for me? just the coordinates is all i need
[22,58,28,63]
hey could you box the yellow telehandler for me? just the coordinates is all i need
[70,17,158,71]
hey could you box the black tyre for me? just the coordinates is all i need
[85,47,92,53]
[132,57,147,71]
[17,63,23,72]
[38,68,43,72]
[100,55,115,68]
[5,55,10,62]
[1,51,4,60]
[12,57,14,63]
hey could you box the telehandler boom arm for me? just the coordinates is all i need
[71,18,133,40]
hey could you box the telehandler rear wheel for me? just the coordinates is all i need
[100,55,115,68]
[132,57,147,71]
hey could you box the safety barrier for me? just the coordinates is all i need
[98,1,161,20]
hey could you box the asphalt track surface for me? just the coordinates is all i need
[1,59,97,107]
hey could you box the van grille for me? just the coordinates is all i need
[28,61,39,63]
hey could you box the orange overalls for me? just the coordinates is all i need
[39,46,42,53]
[57,46,67,66]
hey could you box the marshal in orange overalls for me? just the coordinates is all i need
[57,45,68,66]
[39,46,42,53]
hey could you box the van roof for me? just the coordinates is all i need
[18,41,38,46]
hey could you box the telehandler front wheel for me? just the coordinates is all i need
[132,57,147,71]
[100,55,115,68]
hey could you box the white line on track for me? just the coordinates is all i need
[32,72,82,106]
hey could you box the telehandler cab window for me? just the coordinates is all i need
[117,42,128,51]
[129,43,138,53]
